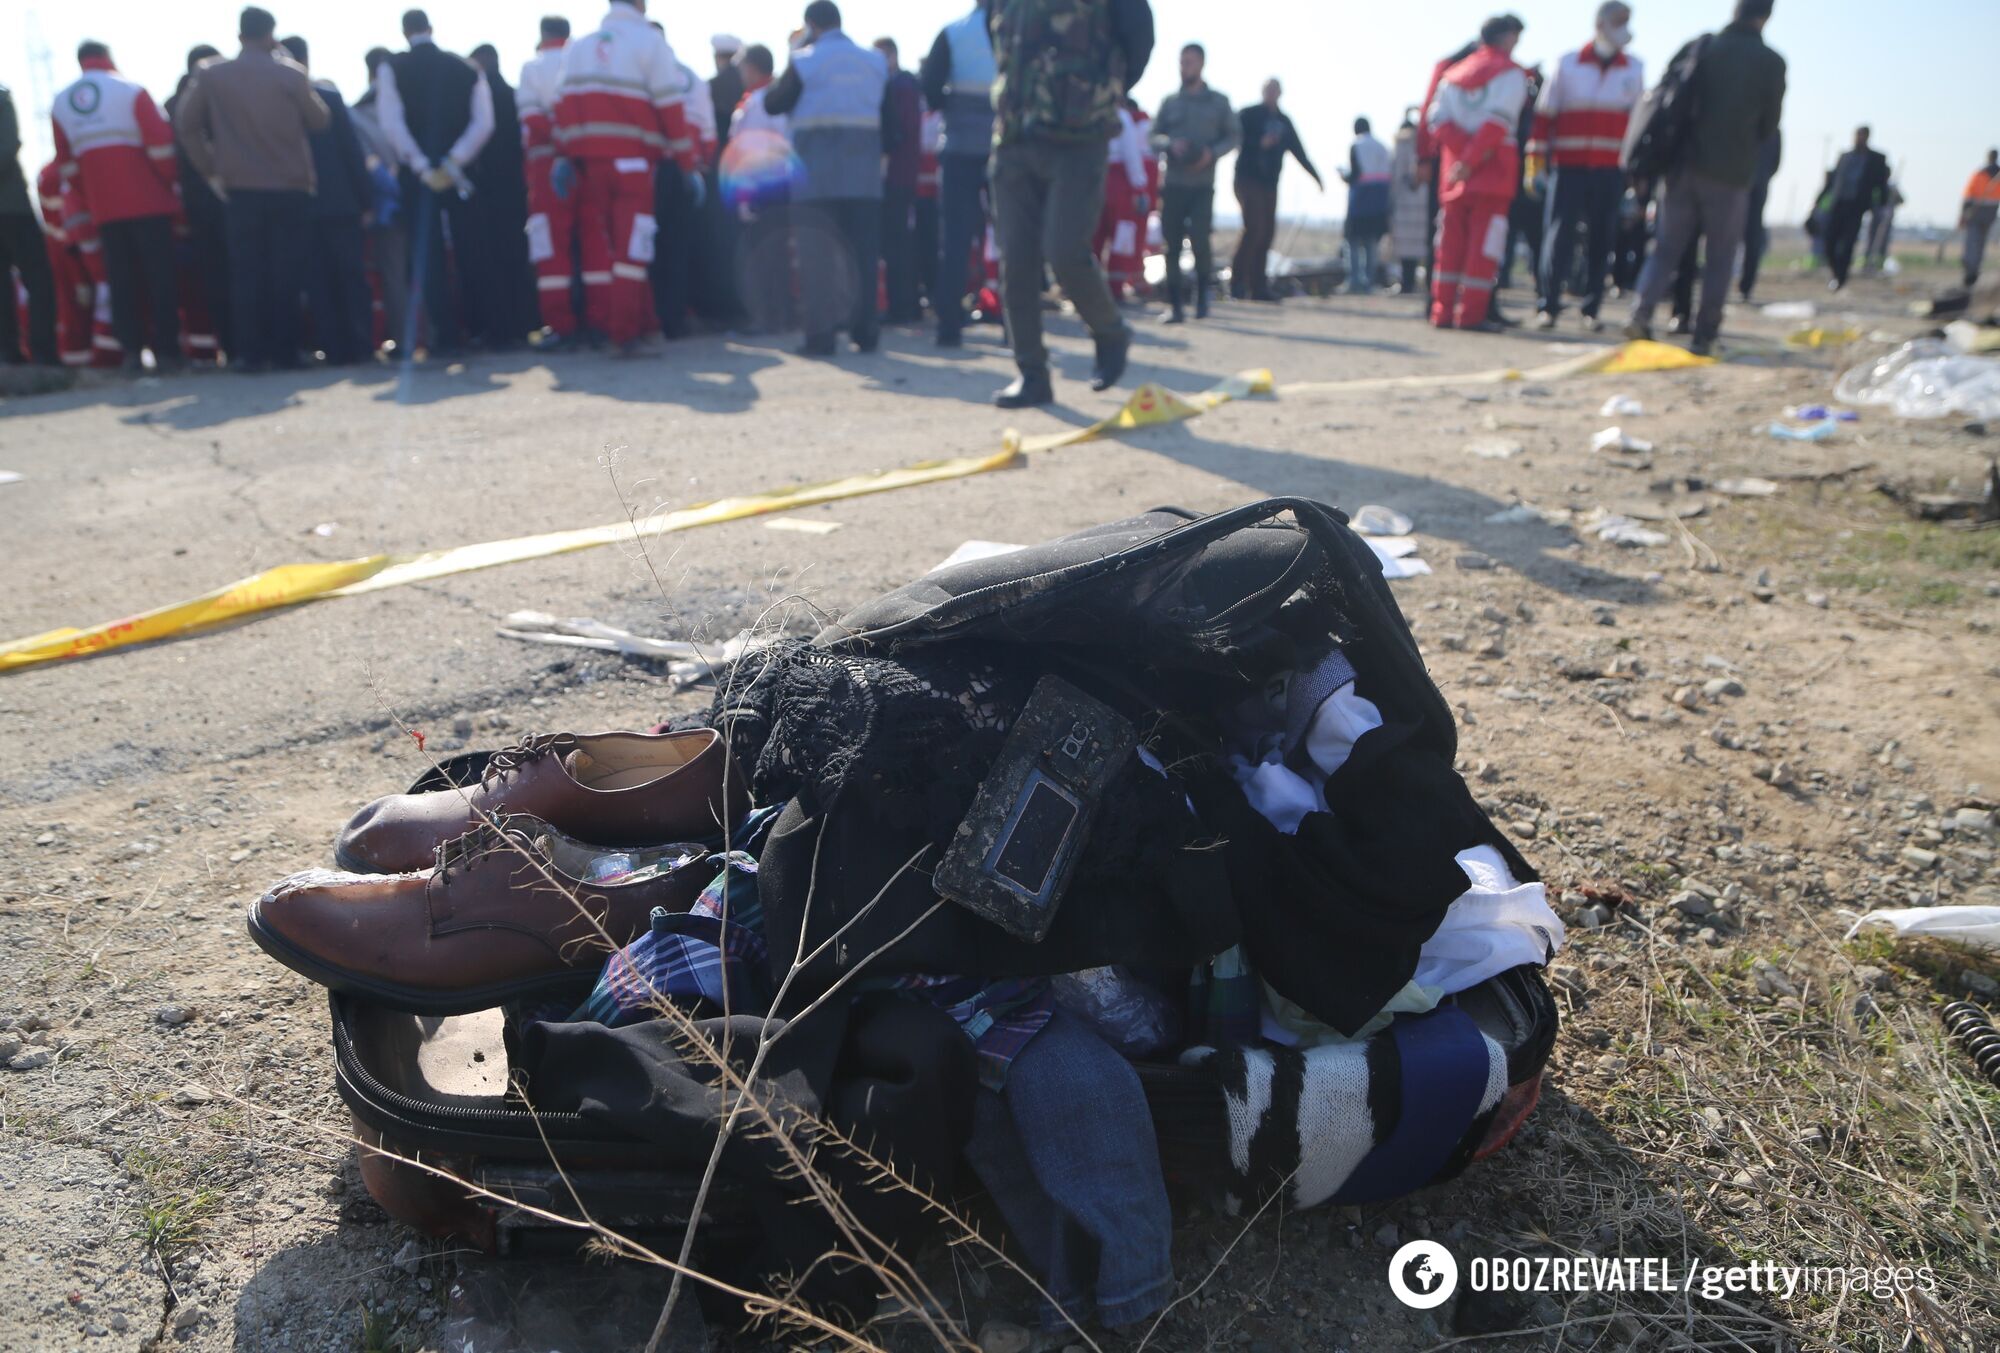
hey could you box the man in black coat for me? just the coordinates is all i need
[280,37,375,364]
[469,44,537,348]
[1822,125,1890,291]
[373,8,495,356]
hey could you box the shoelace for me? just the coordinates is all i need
[433,818,536,884]
[477,733,578,789]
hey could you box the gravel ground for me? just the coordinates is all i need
[2,262,1996,1352]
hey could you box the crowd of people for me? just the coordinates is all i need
[0,0,1992,387]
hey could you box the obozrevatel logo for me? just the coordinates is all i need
[1388,1240,1460,1309]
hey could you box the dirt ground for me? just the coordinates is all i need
[2,256,1997,1353]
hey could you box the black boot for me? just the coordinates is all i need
[1090,331,1130,392]
[994,367,1054,408]
[1195,279,1211,320]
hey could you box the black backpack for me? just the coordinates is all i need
[1621,34,1709,180]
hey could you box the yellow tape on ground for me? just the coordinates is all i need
[1005,369,1274,454]
[2,342,1712,675]
[1277,339,1711,395]
[0,447,1019,673]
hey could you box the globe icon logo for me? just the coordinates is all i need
[1388,1240,1460,1309]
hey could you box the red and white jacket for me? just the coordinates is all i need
[517,40,567,169]
[1527,44,1644,170]
[51,58,179,226]
[554,3,697,170]
[1425,45,1529,203]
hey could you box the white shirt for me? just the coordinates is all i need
[730,86,790,142]
[1106,105,1147,185]
[373,35,496,172]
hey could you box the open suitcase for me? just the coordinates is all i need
[332,964,1556,1250]
[317,499,1564,1260]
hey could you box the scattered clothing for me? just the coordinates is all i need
[963,1008,1173,1328]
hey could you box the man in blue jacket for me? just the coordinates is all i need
[281,36,374,364]
[763,1,894,356]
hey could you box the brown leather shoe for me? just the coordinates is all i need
[334,729,748,875]
[253,815,718,1013]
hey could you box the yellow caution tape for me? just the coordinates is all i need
[1784,325,1865,350]
[2,343,1711,675]
[1006,370,1274,455]
[0,448,1019,673]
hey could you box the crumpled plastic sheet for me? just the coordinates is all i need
[1844,906,2000,951]
[1835,339,2000,420]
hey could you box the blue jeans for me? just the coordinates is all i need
[935,154,986,340]
[963,1009,1173,1329]
[1539,165,1624,317]
[1345,234,1380,293]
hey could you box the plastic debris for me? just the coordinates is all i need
[1945,320,2000,355]
[1367,535,1432,579]
[1783,404,1858,423]
[1766,421,1840,443]
[1714,477,1779,497]
[1598,395,1644,417]
[309,522,339,537]
[1351,504,1414,537]
[1845,906,2000,951]
[1464,437,1524,459]
[1591,427,1654,454]
[1836,339,2000,420]
[0,472,21,487]
[1760,300,1817,320]
[495,612,776,688]
[1485,502,1571,526]
[1580,509,1668,547]
[1049,967,1180,1057]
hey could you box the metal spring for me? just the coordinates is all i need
[1941,1001,2000,1088]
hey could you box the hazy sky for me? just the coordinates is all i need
[7,0,1996,229]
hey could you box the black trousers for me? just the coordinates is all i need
[403,178,473,352]
[652,162,696,340]
[737,204,794,335]
[913,194,939,315]
[184,202,232,359]
[1159,184,1214,310]
[881,184,919,322]
[99,214,180,363]
[796,197,881,348]
[224,189,310,369]
[1740,176,1772,300]
[1825,199,1868,286]
[0,210,57,364]
[305,214,373,364]
[935,154,987,339]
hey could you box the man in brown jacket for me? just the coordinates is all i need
[175,5,328,371]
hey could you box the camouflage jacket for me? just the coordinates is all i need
[990,0,1152,147]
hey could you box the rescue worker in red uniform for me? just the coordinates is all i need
[37,160,100,368]
[518,16,576,345]
[50,40,183,371]
[1425,15,1530,331]
[1095,99,1151,301]
[551,0,699,354]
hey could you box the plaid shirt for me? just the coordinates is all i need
[886,974,1058,1092]
[572,806,785,1027]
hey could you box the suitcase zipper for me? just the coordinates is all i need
[330,1000,590,1132]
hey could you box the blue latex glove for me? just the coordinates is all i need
[551,157,575,201]
[687,169,707,210]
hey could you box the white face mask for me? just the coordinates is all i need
[1597,24,1632,53]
